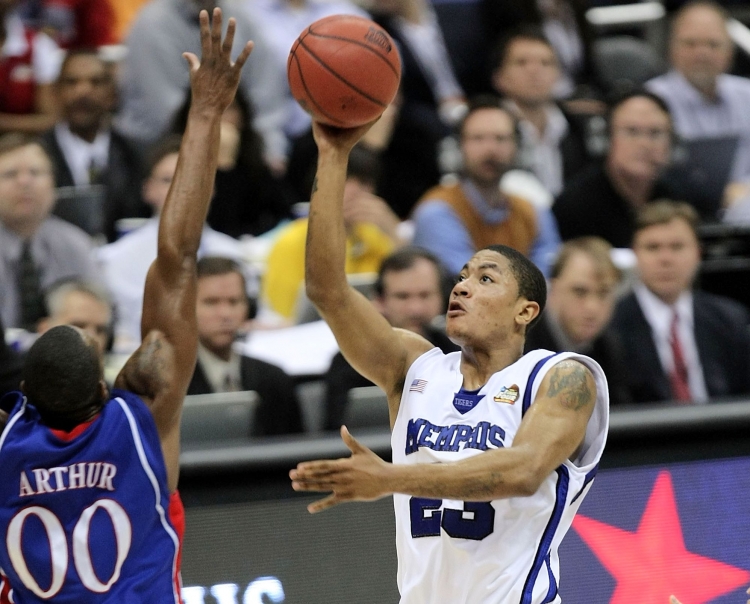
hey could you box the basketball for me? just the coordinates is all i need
[287,15,402,128]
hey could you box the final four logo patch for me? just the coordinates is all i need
[494,384,519,404]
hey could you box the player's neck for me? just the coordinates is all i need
[458,342,524,390]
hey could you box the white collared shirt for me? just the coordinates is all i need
[54,123,111,187]
[633,283,709,402]
[196,342,242,393]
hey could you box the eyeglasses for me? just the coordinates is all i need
[613,126,671,143]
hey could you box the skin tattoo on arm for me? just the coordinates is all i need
[546,360,593,411]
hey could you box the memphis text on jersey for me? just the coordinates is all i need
[18,462,117,497]
[404,418,506,455]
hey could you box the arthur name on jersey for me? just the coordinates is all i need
[18,462,117,497]
[405,418,506,455]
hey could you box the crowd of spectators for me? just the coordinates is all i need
[3,0,750,436]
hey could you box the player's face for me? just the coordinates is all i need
[446,250,532,347]
[0,145,55,232]
[142,153,178,214]
[548,252,618,346]
[608,97,672,182]
[493,39,560,105]
[376,259,443,336]
[460,109,517,188]
[46,291,111,356]
[633,218,701,304]
[671,6,732,92]
[196,272,248,356]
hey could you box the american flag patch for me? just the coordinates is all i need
[410,379,428,393]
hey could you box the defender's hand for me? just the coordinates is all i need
[290,426,392,513]
[183,8,253,116]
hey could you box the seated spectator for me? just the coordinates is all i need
[250,0,369,141]
[324,246,459,430]
[0,314,22,398]
[169,89,295,238]
[188,256,303,436]
[262,145,401,322]
[553,92,675,247]
[370,0,467,217]
[413,96,561,277]
[481,0,598,100]
[0,0,61,134]
[611,200,750,403]
[491,27,592,196]
[39,49,148,242]
[0,133,101,330]
[116,0,288,169]
[38,279,112,356]
[97,136,248,353]
[524,237,631,406]
[21,0,116,49]
[647,2,750,189]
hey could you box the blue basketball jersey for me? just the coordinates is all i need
[0,390,180,603]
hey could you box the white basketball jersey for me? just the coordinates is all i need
[391,348,609,604]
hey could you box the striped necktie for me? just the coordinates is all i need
[669,311,692,403]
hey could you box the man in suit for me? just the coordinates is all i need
[187,256,303,436]
[0,315,22,398]
[612,200,750,404]
[39,49,148,242]
[524,236,631,406]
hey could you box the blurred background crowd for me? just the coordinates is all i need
[3,0,750,439]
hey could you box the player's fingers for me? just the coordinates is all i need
[308,493,341,514]
[198,10,211,58]
[234,40,254,70]
[210,7,222,53]
[182,52,200,72]
[341,425,364,453]
[222,17,236,57]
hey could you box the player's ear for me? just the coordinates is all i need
[515,299,540,328]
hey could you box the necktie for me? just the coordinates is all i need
[17,240,46,330]
[669,311,691,403]
[223,372,240,393]
[88,158,102,185]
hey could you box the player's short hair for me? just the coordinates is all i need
[551,237,622,282]
[21,326,102,430]
[481,245,547,331]
[196,256,248,292]
[375,247,447,297]
[633,199,700,240]
[489,25,556,73]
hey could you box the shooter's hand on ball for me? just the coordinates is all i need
[311,119,380,157]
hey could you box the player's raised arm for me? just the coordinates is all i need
[305,123,433,410]
[115,9,252,492]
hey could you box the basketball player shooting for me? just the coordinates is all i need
[290,120,610,602]
[0,10,251,602]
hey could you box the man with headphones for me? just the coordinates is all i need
[553,91,676,247]
[187,256,304,437]
[411,95,561,277]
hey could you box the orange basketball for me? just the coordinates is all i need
[287,15,402,128]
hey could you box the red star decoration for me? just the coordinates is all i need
[572,470,750,604]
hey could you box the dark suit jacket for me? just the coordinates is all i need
[0,316,23,401]
[187,355,303,436]
[524,312,632,407]
[40,127,149,243]
[324,326,460,430]
[611,291,750,404]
